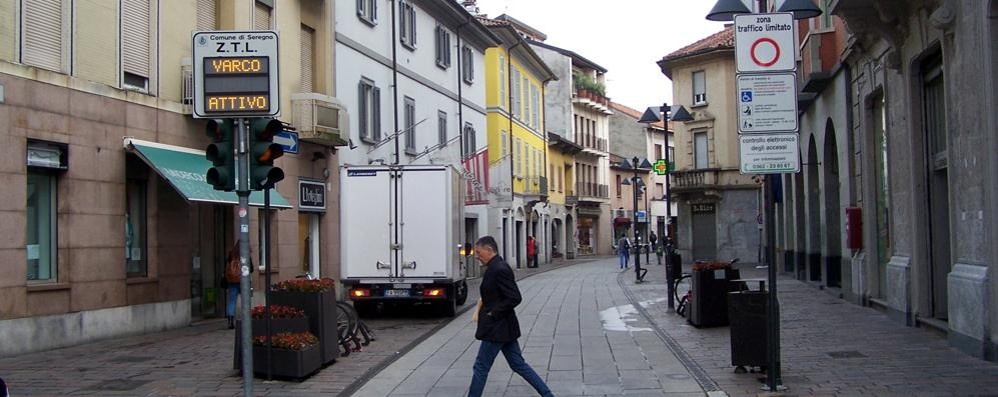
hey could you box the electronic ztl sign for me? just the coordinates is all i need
[192,31,279,118]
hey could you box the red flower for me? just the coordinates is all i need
[253,332,319,351]
[250,305,306,319]
[272,278,336,293]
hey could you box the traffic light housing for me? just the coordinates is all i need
[205,119,236,191]
[249,118,285,190]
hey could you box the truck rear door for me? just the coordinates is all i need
[398,167,450,280]
[341,167,394,279]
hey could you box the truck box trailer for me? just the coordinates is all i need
[340,165,469,316]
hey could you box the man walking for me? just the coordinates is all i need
[469,236,553,397]
[616,234,631,269]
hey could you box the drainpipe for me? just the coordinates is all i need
[390,0,401,165]
[456,21,469,162]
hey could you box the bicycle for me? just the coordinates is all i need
[295,273,377,356]
[674,258,740,317]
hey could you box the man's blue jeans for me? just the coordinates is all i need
[619,250,630,269]
[469,340,552,397]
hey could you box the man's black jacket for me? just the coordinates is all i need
[475,255,522,342]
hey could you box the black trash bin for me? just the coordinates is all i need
[728,289,768,369]
[688,266,740,327]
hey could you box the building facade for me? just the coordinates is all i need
[811,0,998,362]
[334,0,498,277]
[478,17,557,268]
[529,39,612,257]
[658,26,762,264]
[0,0,347,355]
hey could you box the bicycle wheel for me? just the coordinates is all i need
[336,302,358,345]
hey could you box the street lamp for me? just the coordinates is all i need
[639,103,692,311]
[705,0,821,393]
[619,156,652,283]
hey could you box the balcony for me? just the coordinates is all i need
[576,136,607,157]
[572,88,612,114]
[800,30,840,94]
[575,182,609,200]
[669,168,721,193]
[522,176,548,197]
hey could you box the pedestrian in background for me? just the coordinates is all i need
[616,234,631,269]
[469,236,552,397]
[222,241,252,329]
[649,231,661,265]
[526,236,537,268]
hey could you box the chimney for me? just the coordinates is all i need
[461,0,479,15]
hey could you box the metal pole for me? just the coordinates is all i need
[632,158,642,282]
[662,103,675,310]
[264,188,272,380]
[236,118,253,396]
[765,174,781,391]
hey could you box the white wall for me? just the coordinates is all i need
[335,0,489,166]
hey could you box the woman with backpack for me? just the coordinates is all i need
[223,241,252,329]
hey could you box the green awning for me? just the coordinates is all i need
[125,138,292,209]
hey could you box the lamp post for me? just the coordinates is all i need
[619,157,652,283]
[706,0,822,393]
[640,104,693,310]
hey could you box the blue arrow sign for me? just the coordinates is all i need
[274,130,299,154]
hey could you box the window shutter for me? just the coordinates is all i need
[373,87,381,141]
[22,0,63,72]
[196,0,217,30]
[300,25,315,93]
[122,0,150,78]
[254,2,271,30]
[358,81,367,138]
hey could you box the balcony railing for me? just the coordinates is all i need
[670,168,721,191]
[522,176,548,195]
[800,30,838,93]
[575,182,609,199]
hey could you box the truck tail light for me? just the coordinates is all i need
[423,288,445,298]
[350,288,371,298]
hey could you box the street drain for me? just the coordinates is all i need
[826,350,866,358]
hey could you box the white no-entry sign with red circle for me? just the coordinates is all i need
[734,13,796,73]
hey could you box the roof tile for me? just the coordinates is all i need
[661,26,734,63]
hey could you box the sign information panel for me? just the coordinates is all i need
[192,31,279,118]
[739,134,800,174]
[737,73,798,133]
[734,13,796,73]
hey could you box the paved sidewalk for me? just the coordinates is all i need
[624,262,998,397]
[0,257,592,397]
[352,258,709,397]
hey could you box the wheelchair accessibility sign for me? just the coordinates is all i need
[741,91,753,102]
[736,73,797,134]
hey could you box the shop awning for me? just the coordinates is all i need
[124,138,292,209]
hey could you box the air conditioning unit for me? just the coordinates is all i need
[613,209,632,219]
[180,58,193,114]
[292,93,349,147]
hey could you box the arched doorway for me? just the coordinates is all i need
[515,207,525,268]
[565,214,575,259]
[806,137,822,282]
[823,121,842,288]
[794,152,806,280]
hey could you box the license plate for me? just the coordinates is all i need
[385,289,410,297]
[393,283,412,289]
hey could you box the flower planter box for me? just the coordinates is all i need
[270,291,339,364]
[233,317,310,370]
[252,345,321,379]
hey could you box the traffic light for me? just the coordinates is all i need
[248,118,285,190]
[205,119,236,191]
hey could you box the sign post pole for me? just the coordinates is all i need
[236,117,253,397]
[733,10,797,392]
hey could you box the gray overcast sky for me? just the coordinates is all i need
[476,0,729,112]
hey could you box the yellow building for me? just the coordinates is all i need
[0,0,347,355]
[478,17,556,268]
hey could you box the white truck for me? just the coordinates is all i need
[340,164,469,316]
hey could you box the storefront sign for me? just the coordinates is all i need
[298,179,325,212]
[691,203,716,214]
